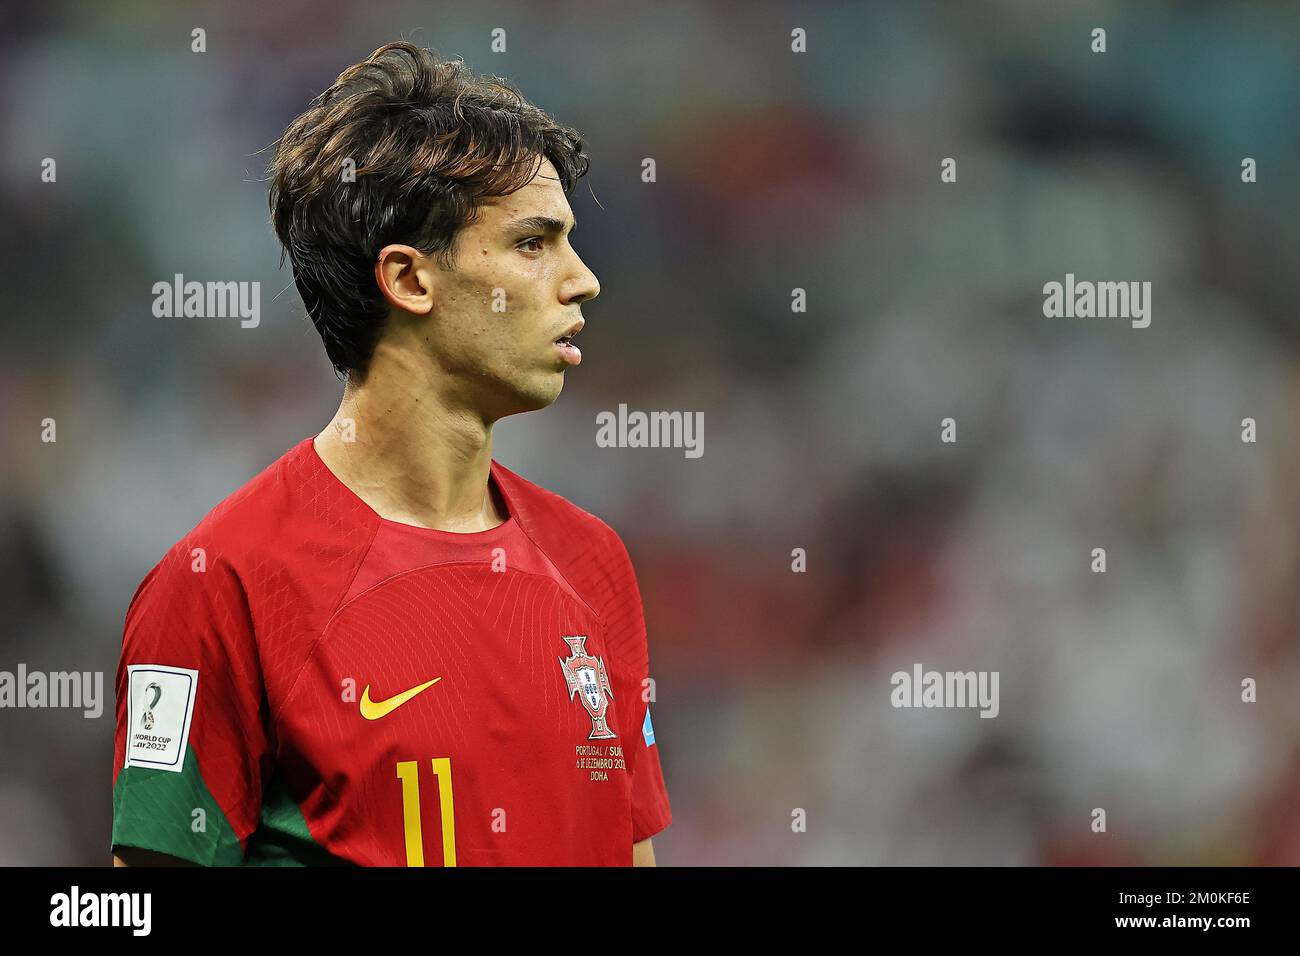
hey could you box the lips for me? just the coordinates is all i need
[554,316,585,345]
[553,317,584,366]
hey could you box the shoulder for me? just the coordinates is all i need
[127,438,377,622]
[491,458,630,561]
[491,462,651,670]
[490,459,644,621]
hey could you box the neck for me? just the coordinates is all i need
[313,344,507,532]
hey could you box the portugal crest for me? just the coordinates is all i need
[558,635,617,740]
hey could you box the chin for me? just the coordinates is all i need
[498,377,564,417]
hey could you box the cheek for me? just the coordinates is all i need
[475,261,538,318]
[454,258,548,356]
[496,284,546,335]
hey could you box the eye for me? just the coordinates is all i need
[518,236,545,254]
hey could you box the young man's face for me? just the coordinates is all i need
[377,156,600,420]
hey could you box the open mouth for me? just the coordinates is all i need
[554,316,584,366]
[554,324,583,366]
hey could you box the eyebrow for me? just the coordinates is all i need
[504,215,575,236]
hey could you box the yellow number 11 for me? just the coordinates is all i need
[396,758,456,867]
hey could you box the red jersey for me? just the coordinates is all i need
[111,437,670,866]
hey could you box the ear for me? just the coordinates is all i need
[374,244,436,316]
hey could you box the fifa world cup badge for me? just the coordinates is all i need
[558,635,617,740]
[140,681,161,730]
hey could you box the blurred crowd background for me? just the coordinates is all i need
[2,0,1298,865]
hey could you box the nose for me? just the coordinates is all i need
[561,249,600,305]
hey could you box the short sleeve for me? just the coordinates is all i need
[599,528,672,844]
[111,543,271,865]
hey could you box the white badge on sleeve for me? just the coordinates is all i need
[125,664,199,773]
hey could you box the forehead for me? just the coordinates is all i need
[478,157,573,226]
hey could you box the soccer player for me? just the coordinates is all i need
[111,42,670,866]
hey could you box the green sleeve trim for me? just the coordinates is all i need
[111,744,245,866]
[241,770,346,866]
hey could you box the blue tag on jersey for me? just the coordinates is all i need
[642,707,656,747]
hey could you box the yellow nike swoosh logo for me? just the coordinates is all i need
[359,677,442,720]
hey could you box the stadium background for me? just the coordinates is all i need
[2,0,1299,865]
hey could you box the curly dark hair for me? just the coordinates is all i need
[268,41,590,379]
